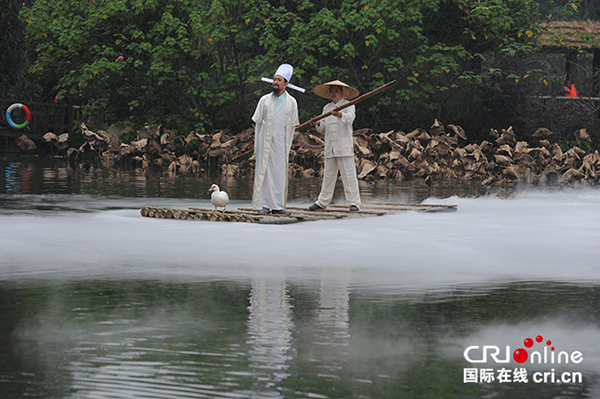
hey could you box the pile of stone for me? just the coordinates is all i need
[30,120,599,186]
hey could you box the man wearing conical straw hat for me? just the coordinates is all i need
[308,80,361,212]
[252,64,299,216]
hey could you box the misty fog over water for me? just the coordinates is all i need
[1,188,598,288]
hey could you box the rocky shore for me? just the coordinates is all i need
[13,120,600,186]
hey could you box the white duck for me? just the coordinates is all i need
[209,184,229,211]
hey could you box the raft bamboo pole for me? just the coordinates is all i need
[362,202,457,208]
[235,207,350,218]
[189,207,296,218]
[142,206,254,222]
[191,206,351,220]
[351,203,458,212]
[140,201,457,224]
[285,206,387,216]
[188,207,287,222]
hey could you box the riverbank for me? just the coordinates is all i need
[6,120,600,186]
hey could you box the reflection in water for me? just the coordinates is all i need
[4,282,260,399]
[0,279,599,398]
[4,162,34,194]
[313,269,351,376]
[4,162,19,193]
[247,273,295,398]
[0,156,488,203]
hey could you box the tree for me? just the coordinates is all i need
[20,0,272,132]
[257,0,544,131]
[0,0,42,100]
[21,0,547,136]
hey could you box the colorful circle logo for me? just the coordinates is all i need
[6,103,32,129]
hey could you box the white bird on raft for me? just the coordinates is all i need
[208,184,229,211]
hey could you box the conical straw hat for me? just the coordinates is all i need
[313,80,359,100]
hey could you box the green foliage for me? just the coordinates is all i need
[20,0,271,132]
[0,0,43,99]
[538,0,584,20]
[20,0,550,134]
[257,0,544,129]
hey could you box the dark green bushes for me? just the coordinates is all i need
[14,0,592,145]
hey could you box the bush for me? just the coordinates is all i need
[20,0,584,139]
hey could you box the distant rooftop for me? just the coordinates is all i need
[538,20,600,50]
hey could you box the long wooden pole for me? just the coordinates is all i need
[295,80,397,130]
[231,80,397,162]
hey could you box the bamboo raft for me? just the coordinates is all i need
[140,203,457,224]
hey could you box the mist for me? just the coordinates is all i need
[1,188,598,292]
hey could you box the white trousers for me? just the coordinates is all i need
[316,156,361,208]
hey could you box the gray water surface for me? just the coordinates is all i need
[1,158,599,399]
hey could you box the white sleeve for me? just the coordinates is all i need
[340,104,356,125]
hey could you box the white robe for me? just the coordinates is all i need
[252,91,299,209]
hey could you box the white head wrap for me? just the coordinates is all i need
[274,64,293,82]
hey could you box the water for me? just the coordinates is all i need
[1,157,599,398]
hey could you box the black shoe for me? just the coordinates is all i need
[308,203,325,211]
[271,209,291,216]
[349,205,360,212]
[259,207,270,214]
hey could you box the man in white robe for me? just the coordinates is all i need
[308,80,361,212]
[252,64,299,215]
